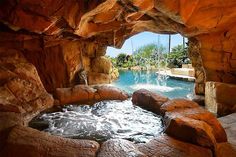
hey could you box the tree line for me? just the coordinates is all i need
[109,43,191,69]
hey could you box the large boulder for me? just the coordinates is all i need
[170,107,227,143]
[97,139,146,157]
[56,85,129,105]
[2,126,100,157]
[164,114,217,150]
[0,50,54,114]
[161,98,227,150]
[94,85,129,101]
[56,85,96,104]
[137,135,212,157]
[132,89,169,114]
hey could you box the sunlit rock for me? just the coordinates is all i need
[165,107,227,143]
[91,56,112,74]
[160,99,199,115]
[164,115,217,150]
[56,85,128,105]
[205,81,236,116]
[132,89,169,114]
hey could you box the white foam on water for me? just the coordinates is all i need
[130,83,182,92]
[32,100,163,143]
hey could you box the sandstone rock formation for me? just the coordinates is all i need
[167,107,227,143]
[131,90,227,151]
[164,115,217,150]
[56,85,129,105]
[0,0,236,96]
[132,89,169,113]
[160,99,199,115]
[2,126,100,157]
[0,0,236,156]
[0,49,54,114]
[161,99,227,150]
[205,81,236,116]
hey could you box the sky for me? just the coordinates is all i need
[106,32,186,57]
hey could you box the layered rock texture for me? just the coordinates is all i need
[0,0,236,157]
[55,85,129,105]
[0,0,236,95]
[132,90,227,151]
[205,81,236,116]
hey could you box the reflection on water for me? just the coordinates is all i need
[112,70,194,98]
[30,100,163,143]
[130,84,182,92]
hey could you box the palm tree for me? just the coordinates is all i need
[168,34,171,54]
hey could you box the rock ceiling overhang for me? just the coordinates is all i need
[1,0,236,48]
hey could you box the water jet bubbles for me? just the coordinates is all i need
[30,100,164,143]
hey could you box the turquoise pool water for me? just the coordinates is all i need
[112,70,194,98]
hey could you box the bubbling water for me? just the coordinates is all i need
[30,100,163,143]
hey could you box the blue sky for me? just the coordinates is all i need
[106,32,186,57]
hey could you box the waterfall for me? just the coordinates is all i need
[156,35,168,86]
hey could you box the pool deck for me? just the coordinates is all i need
[156,70,195,82]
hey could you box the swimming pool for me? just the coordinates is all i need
[112,70,194,98]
